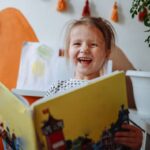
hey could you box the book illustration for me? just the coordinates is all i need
[0,122,23,150]
[40,105,130,150]
[41,109,66,150]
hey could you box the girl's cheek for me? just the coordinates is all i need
[68,51,73,59]
[72,57,76,64]
[68,47,73,57]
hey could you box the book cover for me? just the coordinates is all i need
[0,71,128,150]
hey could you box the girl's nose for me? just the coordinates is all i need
[80,43,89,53]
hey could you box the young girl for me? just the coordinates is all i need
[46,17,143,150]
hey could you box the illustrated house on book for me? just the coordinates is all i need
[41,109,66,150]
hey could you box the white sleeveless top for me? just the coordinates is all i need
[45,79,88,97]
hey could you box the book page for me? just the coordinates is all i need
[0,82,37,150]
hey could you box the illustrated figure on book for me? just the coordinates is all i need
[0,122,23,150]
[45,17,143,150]
[41,108,66,150]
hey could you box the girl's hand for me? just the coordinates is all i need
[114,124,143,150]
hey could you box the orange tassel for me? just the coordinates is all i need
[57,0,67,12]
[111,1,119,22]
[82,0,91,17]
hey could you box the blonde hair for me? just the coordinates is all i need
[64,16,115,58]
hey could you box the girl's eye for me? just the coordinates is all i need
[73,43,81,46]
[91,43,98,47]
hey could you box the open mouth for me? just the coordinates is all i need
[77,57,92,65]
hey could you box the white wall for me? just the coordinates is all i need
[0,0,150,71]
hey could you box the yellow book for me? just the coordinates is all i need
[0,71,128,150]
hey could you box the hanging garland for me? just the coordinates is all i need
[57,0,67,12]
[82,0,91,17]
[111,1,119,22]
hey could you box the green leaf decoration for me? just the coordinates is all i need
[130,0,150,48]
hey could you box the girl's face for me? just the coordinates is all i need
[68,24,109,80]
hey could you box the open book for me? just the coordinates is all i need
[0,71,128,150]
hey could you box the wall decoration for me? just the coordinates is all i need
[130,0,150,47]
[82,0,91,17]
[16,42,55,91]
[138,7,148,22]
[0,7,38,91]
[57,0,67,12]
[111,1,119,22]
